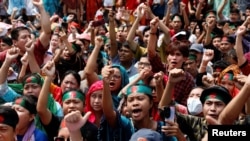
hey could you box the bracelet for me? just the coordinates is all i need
[150,32,156,35]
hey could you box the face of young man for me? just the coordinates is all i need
[0,124,16,141]
[23,83,42,98]
[137,57,152,73]
[219,40,233,53]
[126,93,152,121]
[167,50,186,71]
[183,59,198,77]
[63,98,84,115]
[13,29,31,55]
[203,98,226,120]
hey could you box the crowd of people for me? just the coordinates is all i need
[0,0,250,141]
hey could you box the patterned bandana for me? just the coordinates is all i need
[218,64,241,83]
[126,85,152,96]
[221,73,234,81]
[62,90,85,102]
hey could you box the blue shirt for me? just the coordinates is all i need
[16,128,48,141]
[98,110,177,141]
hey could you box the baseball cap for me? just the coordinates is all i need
[77,33,91,41]
[130,128,163,141]
[190,43,204,53]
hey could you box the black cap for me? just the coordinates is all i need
[200,85,232,104]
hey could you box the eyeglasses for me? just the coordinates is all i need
[112,74,121,80]
[54,137,70,141]
[138,62,151,67]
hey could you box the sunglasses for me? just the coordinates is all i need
[54,137,70,141]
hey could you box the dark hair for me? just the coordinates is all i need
[121,41,130,49]
[166,40,189,57]
[227,49,238,63]
[171,13,185,29]
[11,26,31,40]
[192,22,203,34]
[230,8,240,14]
[205,10,217,18]
[212,60,230,70]
[142,26,150,36]
[61,70,81,86]
[1,36,13,46]
[191,86,205,91]
[0,106,19,129]
[246,5,250,10]
[142,26,160,37]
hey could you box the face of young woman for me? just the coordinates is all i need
[60,74,79,93]
[12,104,33,131]
[126,93,153,121]
[90,90,103,112]
[109,68,122,92]
[56,128,70,141]
[0,124,16,141]
[63,98,84,115]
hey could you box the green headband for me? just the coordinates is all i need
[14,97,36,114]
[62,91,84,102]
[72,43,81,52]
[188,54,197,61]
[204,93,224,103]
[126,85,152,96]
[23,74,43,86]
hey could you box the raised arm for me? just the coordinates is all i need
[0,48,20,84]
[235,26,247,67]
[180,2,190,30]
[108,9,118,58]
[163,0,173,26]
[84,36,103,86]
[217,0,228,21]
[147,17,159,58]
[59,31,75,55]
[204,19,215,46]
[10,7,18,28]
[195,0,205,21]
[126,5,144,51]
[154,71,165,102]
[37,61,55,125]
[146,4,171,45]
[18,53,29,82]
[158,68,185,108]
[25,39,41,73]
[198,49,214,73]
[33,0,51,48]
[218,74,250,124]
[101,65,117,128]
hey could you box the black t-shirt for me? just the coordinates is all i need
[42,114,98,141]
